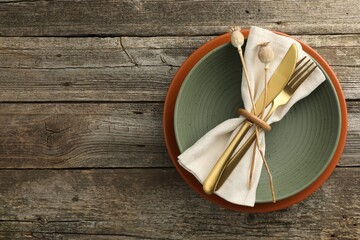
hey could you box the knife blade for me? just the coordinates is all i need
[203,44,298,195]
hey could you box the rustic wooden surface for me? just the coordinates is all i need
[0,0,358,239]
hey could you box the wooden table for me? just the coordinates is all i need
[0,1,358,239]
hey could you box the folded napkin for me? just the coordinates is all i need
[178,26,326,207]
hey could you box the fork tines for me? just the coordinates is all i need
[288,56,317,90]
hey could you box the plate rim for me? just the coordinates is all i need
[174,41,341,203]
[163,29,348,212]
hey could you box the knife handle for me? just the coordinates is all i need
[203,120,253,194]
[215,130,257,191]
[214,103,276,190]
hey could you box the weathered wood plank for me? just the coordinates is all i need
[0,35,359,101]
[0,101,357,169]
[0,102,169,168]
[0,168,358,239]
[0,66,177,102]
[343,101,359,166]
[0,232,135,240]
[0,37,133,68]
[0,0,359,36]
[294,35,360,47]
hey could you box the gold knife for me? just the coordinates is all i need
[203,44,298,195]
[216,127,257,191]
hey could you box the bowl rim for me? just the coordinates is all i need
[163,29,348,212]
[174,42,341,203]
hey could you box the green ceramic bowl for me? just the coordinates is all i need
[174,43,341,203]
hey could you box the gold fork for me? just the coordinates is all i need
[214,56,318,190]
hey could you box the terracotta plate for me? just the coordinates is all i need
[163,30,347,212]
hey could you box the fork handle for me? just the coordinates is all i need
[203,120,253,194]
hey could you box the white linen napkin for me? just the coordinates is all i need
[178,26,326,207]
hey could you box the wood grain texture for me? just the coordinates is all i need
[0,101,357,169]
[0,232,138,240]
[0,168,358,239]
[0,35,359,101]
[0,1,358,238]
[0,0,359,36]
[0,102,168,168]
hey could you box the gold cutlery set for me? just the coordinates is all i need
[203,44,317,195]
